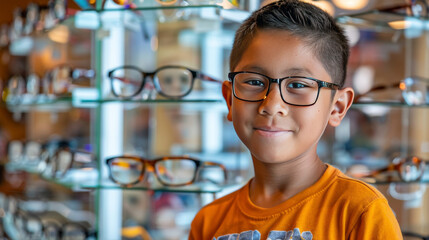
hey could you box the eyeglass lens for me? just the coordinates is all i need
[155,68,193,97]
[395,157,425,182]
[232,72,320,105]
[55,150,73,177]
[44,225,60,240]
[401,77,429,105]
[155,158,197,185]
[109,157,144,185]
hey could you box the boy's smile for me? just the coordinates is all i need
[223,29,342,165]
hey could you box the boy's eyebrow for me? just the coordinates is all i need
[286,67,314,76]
[238,65,315,77]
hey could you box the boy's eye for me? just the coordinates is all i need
[287,82,308,89]
[244,79,265,87]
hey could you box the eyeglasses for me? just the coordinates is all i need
[3,66,94,104]
[228,71,339,106]
[40,146,95,179]
[352,156,426,182]
[402,231,429,240]
[7,140,42,164]
[108,65,222,100]
[44,66,95,97]
[378,0,428,18]
[12,210,96,240]
[106,155,227,187]
[42,221,97,240]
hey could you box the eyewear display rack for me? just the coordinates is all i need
[3,1,253,239]
[335,8,429,239]
[4,1,429,239]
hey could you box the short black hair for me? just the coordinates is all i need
[229,0,349,87]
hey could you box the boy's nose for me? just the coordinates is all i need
[258,84,289,116]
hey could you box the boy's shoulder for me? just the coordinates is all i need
[323,165,390,212]
[329,165,386,200]
[193,165,389,220]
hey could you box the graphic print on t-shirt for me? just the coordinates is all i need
[215,228,313,240]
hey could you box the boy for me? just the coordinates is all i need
[189,0,403,239]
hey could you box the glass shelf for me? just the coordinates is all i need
[352,101,429,108]
[81,98,223,104]
[336,10,429,32]
[5,97,74,112]
[6,162,229,193]
[349,172,429,185]
[354,176,425,185]
[5,97,224,112]
[88,4,223,12]
[50,178,227,194]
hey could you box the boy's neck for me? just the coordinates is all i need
[249,156,327,208]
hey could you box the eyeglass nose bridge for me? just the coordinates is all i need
[140,74,158,100]
[263,77,284,100]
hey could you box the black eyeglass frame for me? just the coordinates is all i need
[228,71,340,107]
[108,65,222,100]
[106,155,227,188]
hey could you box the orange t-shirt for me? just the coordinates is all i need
[189,164,403,240]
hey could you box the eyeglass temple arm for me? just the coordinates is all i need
[201,161,228,182]
[110,76,155,90]
[354,82,401,102]
[402,231,428,240]
[363,165,394,178]
[198,72,223,83]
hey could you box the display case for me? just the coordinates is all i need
[2,1,429,239]
[0,1,253,239]
[331,8,429,239]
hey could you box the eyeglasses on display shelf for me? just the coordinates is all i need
[228,71,339,106]
[10,209,96,240]
[0,193,97,240]
[5,139,96,182]
[377,0,428,18]
[3,66,95,105]
[353,76,429,106]
[401,76,429,105]
[4,73,42,105]
[44,65,95,98]
[39,146,96,180]
[108,65,222,101]
[6,139,68,171]
[106,155,227,189]
[348,156,426,183]
[403,231,429,240]
[6,140,43,167]
[14,0,73,36]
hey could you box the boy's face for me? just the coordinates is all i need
[223,29,353,164]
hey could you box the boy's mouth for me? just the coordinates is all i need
[253,126,293,135]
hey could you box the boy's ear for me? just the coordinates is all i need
[328,87,354,127]
[222,81,233,121]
